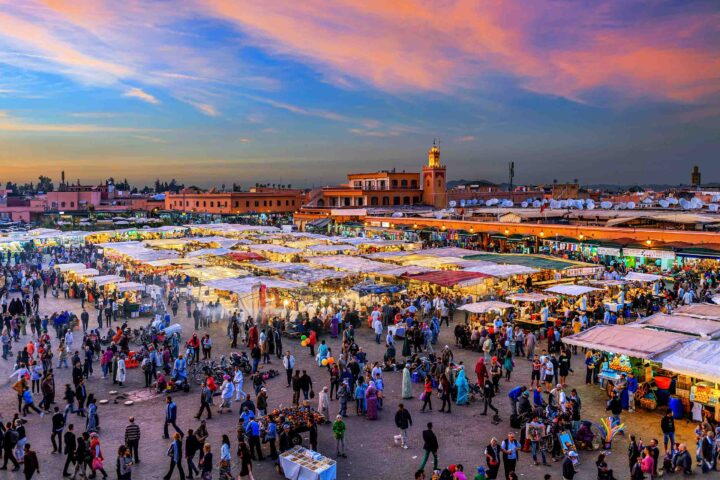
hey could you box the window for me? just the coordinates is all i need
[411,180,417,188]
[255,201,259,207]
[401,179,408,187]
[203,201,206,207]
[317,199,325,207]
[185,201,189,207]
[285,200,289,206]
[393,197,400,205]
[357,198,364,206]
[426,179,430,187]
[370,197,378,206]
[234,201,239,207]
[246,201,250,207]
[195,201,199,207]
[403,196,410,205]
[382,196,390,206]
[344,198,351,206]
[263,200,267,206]
[277,200,281,206]
[392,179,398,187]
[70,202,75,207]
[210,201,214,207]
[292,200,295,206]
[413,196,420,203]
[437,179,442,187]
[61,202,65,208]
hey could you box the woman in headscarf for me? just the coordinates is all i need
[474,357,488,387]
[116,354,126,387]
[86,395,98,433]
[330,312,340,339]
[402,331,411,358]
[402,363,413,399]
[218,374,235,414]
[455,366,469,406]
[365,381,379,420]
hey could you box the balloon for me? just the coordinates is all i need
[328,357,334,364]
[321,359,328,366]
[301,340,307,347]
[301,335,307,341]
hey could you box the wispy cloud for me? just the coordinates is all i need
[124,87,160,105]
[456,135,476,143]
[0,111,152,134]
[186,101,219,117]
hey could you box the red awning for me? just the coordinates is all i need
[225,252,265,262]
[405,270,491,288]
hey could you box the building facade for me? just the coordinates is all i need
[164,188,305,215]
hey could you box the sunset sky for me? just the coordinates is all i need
[1,0,719,188]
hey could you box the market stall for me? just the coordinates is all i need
[279,446,336,480]
[633,313,720,339]
[674,304,720,319]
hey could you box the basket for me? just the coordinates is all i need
[640,397,657,411]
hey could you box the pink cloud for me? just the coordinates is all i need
[199,0,720,102]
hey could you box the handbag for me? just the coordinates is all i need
[92,457,104,470]
[310,389,315,399]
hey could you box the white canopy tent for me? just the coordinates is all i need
[458,301,514,314]
[92,275,126,286]
[561,325,692,360]
[464,264,539,278]
[633,313,720,339]
[545,285,602,296]
[116,281,145,292]
[307,256,396,274]
[505,292,555,303]
[661,341,720,384]
[624,272,664,283]
[54,263,87,272]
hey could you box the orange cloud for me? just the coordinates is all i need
[199,0,720,102]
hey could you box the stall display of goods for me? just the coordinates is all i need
[690,383,720,406]
[609,355,632,374]
[261,407,326,430]
[279,446,336,480]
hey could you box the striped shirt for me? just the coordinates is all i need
[125,424,141,442]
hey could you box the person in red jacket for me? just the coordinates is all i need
[475,357,488,386]
[307,330,317,357]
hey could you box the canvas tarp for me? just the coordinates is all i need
[624,271,663,283]
[54,263,87,272]
[633,313,720,338]
[545,284,602,296]
[661,341,720,384]
[458,301,514,313]
[464,264,538,278]
[674,304,720,320]
[405,270,491,288]
[505,292,555,303]
[307,255,396,273]
[561,325,692,359]
[92,275,126,286]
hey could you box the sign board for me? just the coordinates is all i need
[596,247,621,256]
[623,248,675,260]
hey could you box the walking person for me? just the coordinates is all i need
[184,429,201,480]
[0,421,20,471]
[163,432,186,480]
[395,403,413,449]
[481,378,499,416]
[195,382,213,420]
[501,432,521,479]
[199,443,212,480]
[62,423,77,477]
[51,406,66,453]
[219,435,232,480]
[89,433,108,479]
[332,415,347,458]
[163,396,184,439]
[420,376,433,412]
[116,445,133,480]
[124,417,141,464]
[419,422,439,472]
[23,443,40,480]
[237,439,256,480]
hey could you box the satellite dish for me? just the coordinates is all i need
[460,200,466,207]
[434,211,445,219]
[679,199,690,209]
[586,202,595,210]
[658,200,669,209]
[449,200,457,207]
[618,203,627,210]
[391,212,404,217]
[502,200,514,207]
[627,202,636,209]
[709,204,719,212]
[532,200,541,208]
[642,197,653,204]
[521,201,528,208]
[712,195,720,203]
[668,198,679,205]
[600,201,612,209]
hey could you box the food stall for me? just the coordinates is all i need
[661,341,720,422]
[562,325,694,409]
[279,446,336,480]
[504,292,557,329]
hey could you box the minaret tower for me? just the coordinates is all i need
[422,140,448,209]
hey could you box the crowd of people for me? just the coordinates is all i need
[0,236,719,480]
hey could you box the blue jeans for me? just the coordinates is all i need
[252,358,259,373]
[664,431,675,450]
[531,441,546,464]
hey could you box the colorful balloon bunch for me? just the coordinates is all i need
[321,357,335,366]
[300,335,309,347]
